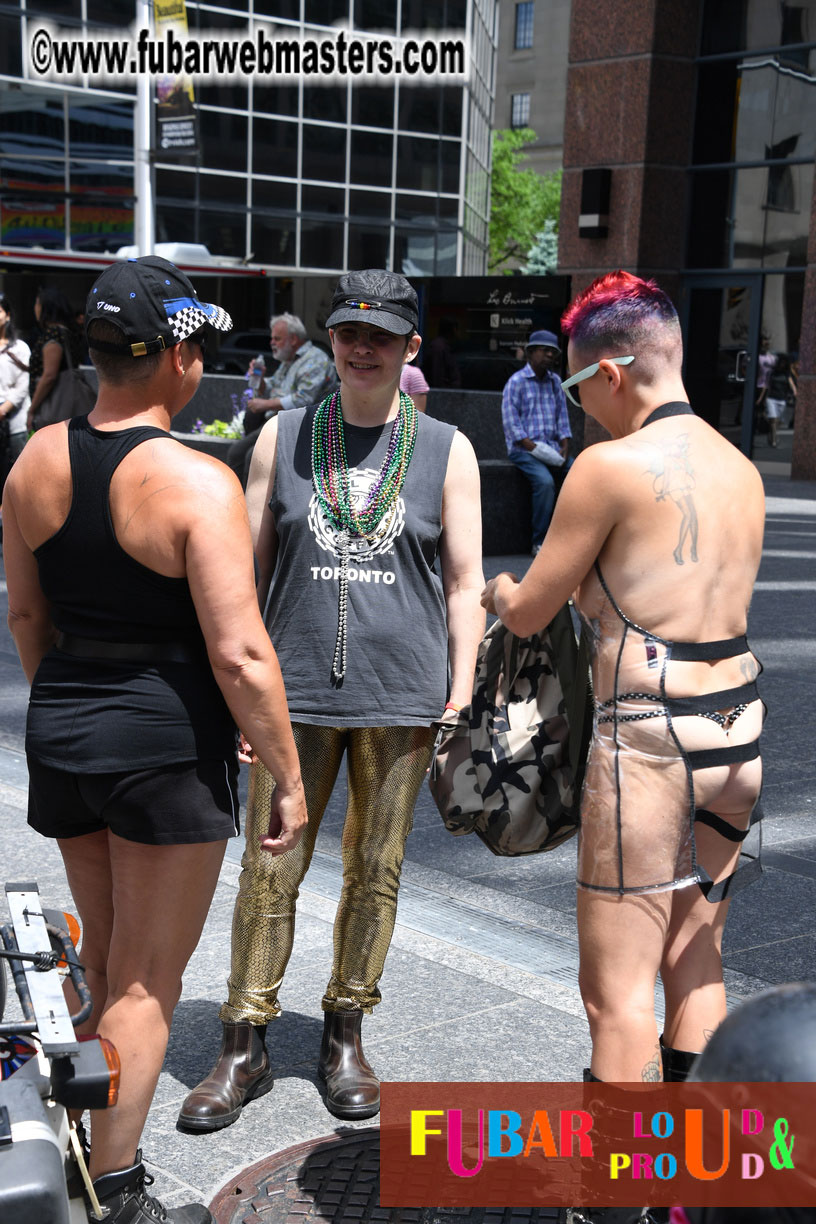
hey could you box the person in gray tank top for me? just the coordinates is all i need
[179,269,485,1130]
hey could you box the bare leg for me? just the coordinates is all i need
[577,889,671,1081]
[59,830,112,1038]
[660,810,748,1052]
[59,831,226,1179]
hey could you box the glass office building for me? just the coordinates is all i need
[683,0,815,467]
[0,0,497,277]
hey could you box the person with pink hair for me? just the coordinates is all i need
[482,270,765,1086]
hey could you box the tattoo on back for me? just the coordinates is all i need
[740,657,759,683]
[644,434,699,566]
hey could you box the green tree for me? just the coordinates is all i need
[522,218,559,275]
[489,129,562,274]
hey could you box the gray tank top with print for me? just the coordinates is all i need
[265,405,456,726]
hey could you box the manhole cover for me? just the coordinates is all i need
[208,1129,561,1224]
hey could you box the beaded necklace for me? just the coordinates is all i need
[311,388,418,682]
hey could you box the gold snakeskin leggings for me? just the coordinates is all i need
[220,722,434,1023]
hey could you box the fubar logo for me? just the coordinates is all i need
[96,301,121,312]
[379,1082,816,1211]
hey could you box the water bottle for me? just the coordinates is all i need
[248,354,266,392]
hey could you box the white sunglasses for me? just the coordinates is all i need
[561,355,635,406]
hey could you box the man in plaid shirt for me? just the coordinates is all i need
[501,329,571,554]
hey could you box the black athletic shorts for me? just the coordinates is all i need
[27,757,240,845]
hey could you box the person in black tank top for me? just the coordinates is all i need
[179,270,485,1133]
[482,272,766,1101]
[3,257,306,1224]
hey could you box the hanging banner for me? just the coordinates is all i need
[153,0,198,156]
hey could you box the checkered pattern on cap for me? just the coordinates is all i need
[87,257,234,357]
[167,301,232,344]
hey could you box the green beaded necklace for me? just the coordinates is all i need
[311,388,417,539]
[311,388,418,682]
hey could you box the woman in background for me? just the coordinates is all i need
[27,286,83,432]
[0,293,31,495]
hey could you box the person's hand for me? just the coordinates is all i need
[246,398,266,414]
[238,733,255,765]
[481,572,518,615]
[260,783,308,855]
[521,438,536,452]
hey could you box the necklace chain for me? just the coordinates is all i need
[310,389,417,682]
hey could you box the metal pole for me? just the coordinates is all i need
[134,0,154,255]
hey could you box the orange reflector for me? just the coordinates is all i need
[57,911,82,968]
[79,1035,121,1107]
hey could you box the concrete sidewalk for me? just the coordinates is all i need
[1,473,815,1212]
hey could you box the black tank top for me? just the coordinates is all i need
[26,416,236,770]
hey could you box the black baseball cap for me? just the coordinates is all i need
[86,256,233,358]
[325,269,418,336]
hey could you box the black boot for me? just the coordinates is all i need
[566,1075,668,1224]
[177,1021,273,1132]
[90,1152,213,1222]
[660,1035,699,1082]
[317,1010,380,1120]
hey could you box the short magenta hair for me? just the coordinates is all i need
[561,270,678,357]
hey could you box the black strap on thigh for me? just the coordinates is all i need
[695,804,763,903]
[686,739,760,771]
[695,809,750,842]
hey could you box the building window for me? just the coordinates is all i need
[511,93,530,128]
[514,1,533,50]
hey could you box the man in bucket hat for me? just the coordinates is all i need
[501,328,572,555]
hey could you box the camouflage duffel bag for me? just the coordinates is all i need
[429,602,592,857]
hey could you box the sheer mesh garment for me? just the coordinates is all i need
[575,564,764,899]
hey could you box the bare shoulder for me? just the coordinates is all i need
[447,428,476,465]
[253,413,280,463]
[114,434,246,532]
[564,437,638,504]
[5,422,69,492]
[443,429,478,490]
[152,436,244,504]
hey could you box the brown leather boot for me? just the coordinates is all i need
[176,1021,273,1132]
[317,1010,380,1120]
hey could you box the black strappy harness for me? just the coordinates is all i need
[592,402,763,902]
